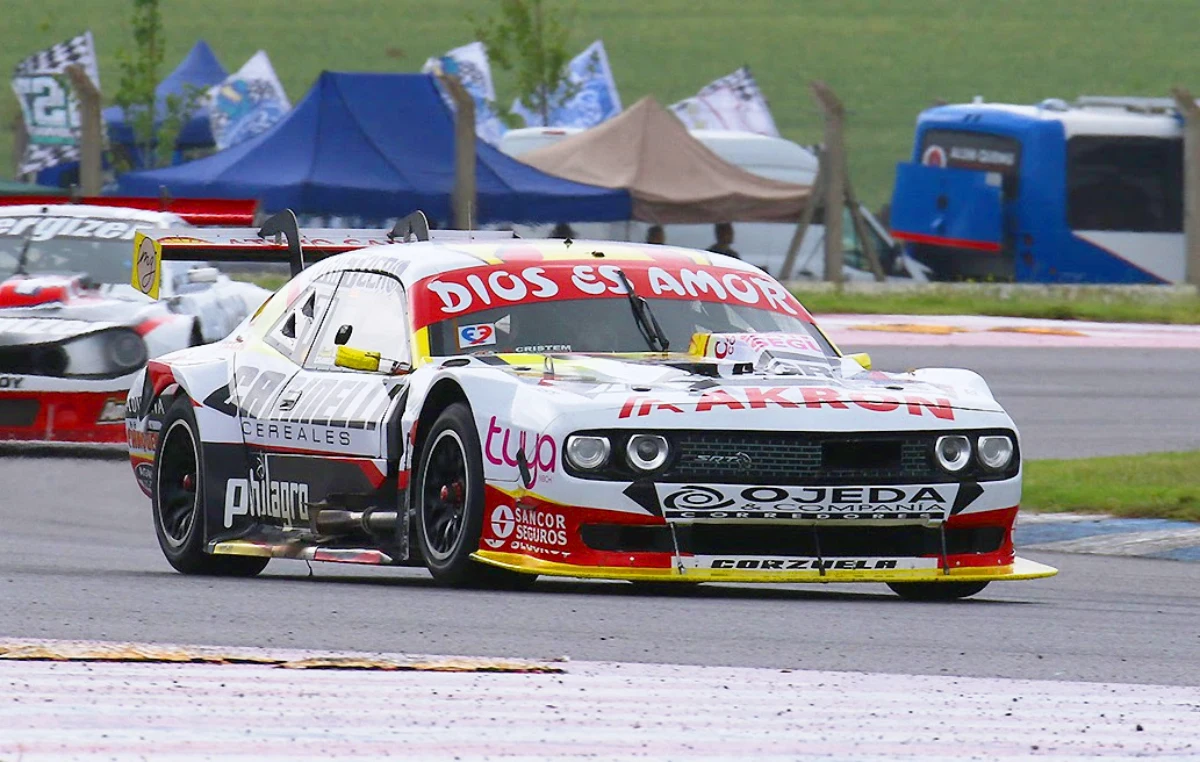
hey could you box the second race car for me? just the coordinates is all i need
[0,200,269,443]
[124,213,1057,599]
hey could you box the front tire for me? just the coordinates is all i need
[415,403,536,590]
[887,581,989,601]
[153,397,268,577]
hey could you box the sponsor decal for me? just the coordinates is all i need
[708,557,905,570]
[708,333,822,360]
[514,344,571,353]
[484,503,569,552]
[206,367,390,429]
[457,322,496,348]
[658,484,955,520]
[97,397,126,423]
[412,263,809,328]
[0,216,140,241]
[921,144,947,167]
[133,461,154,493]
[618,387,955,420]
[484,417,556,488]
[0,376,24,389]
[241,419,352,448]
[126,427,158,453]
[223,462,311,528]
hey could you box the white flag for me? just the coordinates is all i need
[511,40,621,129]
[670,66,780,137]
[11,31,101,174]
[422,41,507,146]
[207,51,291,151]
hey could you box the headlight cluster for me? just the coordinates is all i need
[60,328,149,378]
[935,434,1015,473]
[565,433,671,475]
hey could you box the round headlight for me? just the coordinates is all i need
[935,435,972,472]
[108,330,148,370]
[565,435,611,471]
[977,435,1014,470]
[626,434,670,472]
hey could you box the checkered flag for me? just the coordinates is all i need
[11,30,101,174]
[670,66,780,137]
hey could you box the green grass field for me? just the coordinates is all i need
[5,0,1200,206]
[1024,451,1200,522]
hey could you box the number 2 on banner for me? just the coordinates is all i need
[457,322,496,348]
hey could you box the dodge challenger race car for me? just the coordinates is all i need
[124,212,1056,600]
[0,200,269,443]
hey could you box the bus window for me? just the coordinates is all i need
[1066,136,1182,233]
[920,129,1022,200]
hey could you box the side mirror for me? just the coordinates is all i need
[335,345,381,372]
[334,324,353,346]
[845,352,872,370]
[187,266,220,284]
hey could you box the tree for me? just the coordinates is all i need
[472,0,577,125]
[112,0,199,171]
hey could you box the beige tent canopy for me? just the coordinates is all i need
[517,96,811,224]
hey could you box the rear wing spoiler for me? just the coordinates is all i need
[0,196,258,226]
[131,209,517,299]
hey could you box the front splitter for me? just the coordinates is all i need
[472,551,1058,583]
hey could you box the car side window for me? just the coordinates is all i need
[265,271,339,363]
[304,270,409,372]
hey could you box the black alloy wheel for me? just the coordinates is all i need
[415,402,536,590]
[152,397,269,577]
[886,581,989,601]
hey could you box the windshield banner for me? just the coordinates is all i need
[10,31,102,174]
[411,261,811,329]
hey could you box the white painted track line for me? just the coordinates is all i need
[2,641,1198,761]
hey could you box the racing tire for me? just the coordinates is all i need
[886,581,989,601]
[415,402,537,590]
[152,397,269,577]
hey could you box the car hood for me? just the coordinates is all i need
[450,335,1007,432]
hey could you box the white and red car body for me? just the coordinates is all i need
[0,203,268,443]
[124,230,1057,588]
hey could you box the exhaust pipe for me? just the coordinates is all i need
[312,508,399,535]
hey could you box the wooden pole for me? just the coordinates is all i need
[1172,87,1200,287]
[439,74,477,230]
[65,64,102,196]
[779,152,826,281]
[811,81,845,284]
[844,174,886,281]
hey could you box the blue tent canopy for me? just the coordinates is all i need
[116,72,631,224]
[105,40,227,148]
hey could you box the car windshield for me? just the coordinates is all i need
[426,296,836,357]
[0,216,146,284]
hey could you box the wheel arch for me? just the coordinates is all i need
[412,377,473,469]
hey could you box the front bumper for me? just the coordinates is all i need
[0,390,128,443]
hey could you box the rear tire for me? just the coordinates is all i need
[153,397,269,577]
[887,581,988,601]
[415,402,537,590]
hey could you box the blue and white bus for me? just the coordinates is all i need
[889,97,1184,283]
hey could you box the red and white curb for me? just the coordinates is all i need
[1,639,1197,760]
[820,314,1200,348]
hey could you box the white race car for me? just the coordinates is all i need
[0,201,269,443]
[124,213,1056,599]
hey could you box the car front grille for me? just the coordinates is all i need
[0,344,68,376]
[581,523,1007,557]
[664,431,937,485]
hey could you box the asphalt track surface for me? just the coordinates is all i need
[1,347,1198,688]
